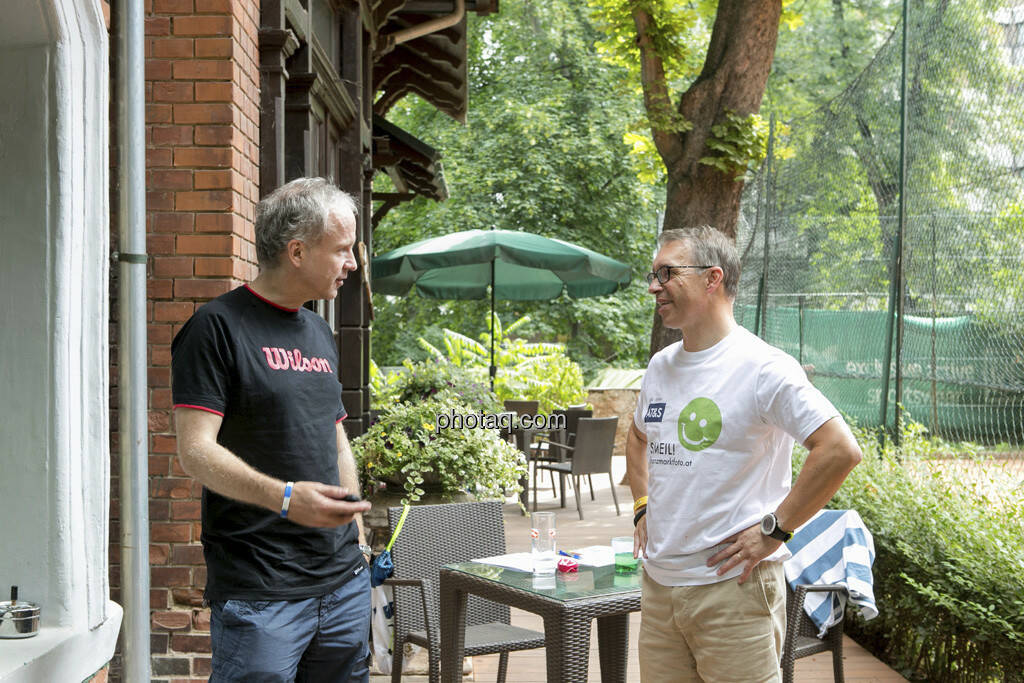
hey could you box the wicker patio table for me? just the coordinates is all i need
[439,561,641,682]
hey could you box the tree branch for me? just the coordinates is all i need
[631,5,684,168]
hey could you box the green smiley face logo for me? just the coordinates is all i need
[677,398,722,452]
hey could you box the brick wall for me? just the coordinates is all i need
[109,0,260,679]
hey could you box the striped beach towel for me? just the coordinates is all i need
[783,509,878,637]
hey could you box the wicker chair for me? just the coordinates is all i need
[782,583,849,683]
[502,399,539,417]
[384,501,545,683]
[533,417,620,520]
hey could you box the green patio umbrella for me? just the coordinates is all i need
[371,229,632,388]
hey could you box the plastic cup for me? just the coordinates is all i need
[612,536,638,574]
[532,573,556,590]
[530,511,557,575]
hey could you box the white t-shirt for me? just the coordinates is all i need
[633,326,838,586]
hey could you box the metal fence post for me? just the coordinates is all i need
[880,0,910,445]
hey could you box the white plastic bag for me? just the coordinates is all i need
[370,583,395,675]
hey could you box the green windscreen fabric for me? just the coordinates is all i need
[737,305,1024,443]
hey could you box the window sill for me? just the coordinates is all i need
[0,601,122,683]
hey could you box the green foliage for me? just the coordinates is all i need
[352,395,526,505]
[973,208,1024,332]
[416,314,588,414]
[736,0,1024,448]
[699,111,770,178]
[586,0,711,181]
[794,420,1024,681]
[372,281,655,382]
[368,360,403,408]
[390,358,501,414]
[371,0,661,374]
[586,0,802,181]
[587,0,716,90]
[755,0,1024,310]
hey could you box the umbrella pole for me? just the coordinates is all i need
[490,258,496,392]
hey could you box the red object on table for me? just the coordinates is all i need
[557,557,579,573]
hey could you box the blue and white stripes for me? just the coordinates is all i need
[783,509,878,637]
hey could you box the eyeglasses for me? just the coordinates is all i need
[644,265,712,286]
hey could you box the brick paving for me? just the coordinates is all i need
[374,456,906,681]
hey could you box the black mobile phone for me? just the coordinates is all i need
[341,493,361,502]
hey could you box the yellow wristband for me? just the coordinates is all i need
[633,496,648,513]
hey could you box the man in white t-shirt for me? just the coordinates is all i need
[628,226,862,682]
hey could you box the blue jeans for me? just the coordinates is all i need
[209,566,371,682]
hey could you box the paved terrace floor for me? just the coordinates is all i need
[373,456,906,682]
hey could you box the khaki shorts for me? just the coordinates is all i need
[639,562,786,683]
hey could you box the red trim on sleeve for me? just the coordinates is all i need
[336,415,347,423]
[174,403,226,417]
[244,284,300,312]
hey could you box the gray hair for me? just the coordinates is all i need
[255,177,357,267]
[657,226,741,298]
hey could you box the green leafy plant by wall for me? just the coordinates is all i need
[794,420,1024,681]
[416,314,588,414]
[368,359,403,408]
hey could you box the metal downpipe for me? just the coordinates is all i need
[381,0,464,54]
[117,0,151,678]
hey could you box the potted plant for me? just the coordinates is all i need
[354,395,526,504]
[354,362,526,505]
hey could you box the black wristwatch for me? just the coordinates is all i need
[760,512,793,543]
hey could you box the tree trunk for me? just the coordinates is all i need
[635,0,783,355]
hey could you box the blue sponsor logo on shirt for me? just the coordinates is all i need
[644,402,666,423]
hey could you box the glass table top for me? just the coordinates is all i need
[443,561,642,602]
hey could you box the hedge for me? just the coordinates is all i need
[793,422,1024,682]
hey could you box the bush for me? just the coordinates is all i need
[417,314,587,414]
[369,359,501,414]
[368,359,403,409]
[795,421,1024,681]
[355,364,525,504]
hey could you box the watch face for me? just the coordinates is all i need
[760,514,776,535]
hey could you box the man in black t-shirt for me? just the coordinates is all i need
[172,177,372,682]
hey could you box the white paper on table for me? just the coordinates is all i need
[573,545,615,567]
[471,552,535,572]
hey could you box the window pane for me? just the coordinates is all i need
[312,0,337,69]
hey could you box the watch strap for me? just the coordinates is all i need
[763,512,793,542]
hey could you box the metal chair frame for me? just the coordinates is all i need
[532,407,593,501]
[532,417,620,520]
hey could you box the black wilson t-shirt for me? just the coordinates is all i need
[171,285,361,601]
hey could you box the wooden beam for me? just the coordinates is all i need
[311,40,358,127]
[284,0,309,42]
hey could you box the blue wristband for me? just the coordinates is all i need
[280,481,294,518]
